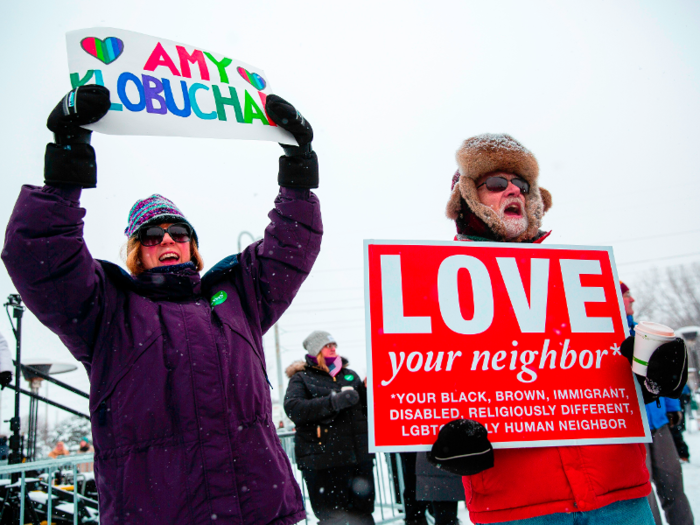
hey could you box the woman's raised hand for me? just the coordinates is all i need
[47,85,111,145]
[44,85,111,188]
[265,95,319,189]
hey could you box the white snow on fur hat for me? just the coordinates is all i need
[303,330,336,357]
[446,133,552,242]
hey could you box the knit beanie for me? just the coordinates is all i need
[124,194,198,244]
[620,281,630,295]
[446,134,552,242]
[303,330,336,357]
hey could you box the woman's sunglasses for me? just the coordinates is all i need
[476,176,530,195]
[138,223,192,247]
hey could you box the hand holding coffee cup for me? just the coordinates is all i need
[632,321,676,376]
[621,322,688,400]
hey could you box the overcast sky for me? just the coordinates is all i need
[1,0,699,437]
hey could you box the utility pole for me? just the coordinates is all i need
[274,324,284,400]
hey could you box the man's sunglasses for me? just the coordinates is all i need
[476,176,530,195]
[138,223,192,247]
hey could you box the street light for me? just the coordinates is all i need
[3,294,24,475]
[237,231,258,253]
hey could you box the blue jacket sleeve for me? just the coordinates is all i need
[238,187,322,333]
[662,397,681,412]
[2,185,112,366]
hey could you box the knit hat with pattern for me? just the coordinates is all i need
[124,194,197,244]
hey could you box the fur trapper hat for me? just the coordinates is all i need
[446,134,552,242]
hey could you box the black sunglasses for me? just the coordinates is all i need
[477,176,530,195]
[138,223,192,247]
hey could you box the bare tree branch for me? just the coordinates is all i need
[629,262,700,328]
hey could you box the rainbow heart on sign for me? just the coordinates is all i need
[81,37,124,65]
[237,67,266,90]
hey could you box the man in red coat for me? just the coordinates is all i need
[431,134,688,524]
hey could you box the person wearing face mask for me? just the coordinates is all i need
[2,85,322,524]
[284,331,375,524]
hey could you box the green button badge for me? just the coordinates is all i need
[344,374,354,382]
[210,290,227,307]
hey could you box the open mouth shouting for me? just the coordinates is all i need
[502,201,523,217]
[158,251,181,264]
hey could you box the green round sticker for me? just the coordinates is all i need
[344,374,354,382]
[210,290,227,306]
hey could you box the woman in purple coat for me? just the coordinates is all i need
[2,85,322,524]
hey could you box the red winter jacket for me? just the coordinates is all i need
[463,444,650,523]
[455,233,651,524]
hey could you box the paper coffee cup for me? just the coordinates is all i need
[341,386,354,391]
[632,321,675,376]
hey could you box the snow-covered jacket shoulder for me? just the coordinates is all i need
[2,183,322,525]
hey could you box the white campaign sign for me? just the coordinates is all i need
[65,28,296,144]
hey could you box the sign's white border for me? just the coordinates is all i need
[363,239,652,453]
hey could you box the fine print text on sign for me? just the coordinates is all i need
[65,28,296,144]
[363,241,651,452]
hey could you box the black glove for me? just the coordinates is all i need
[265,95,318,189]
[621,336,688,402]
[0,372,12,389]
[45,85,111,188]
[330,389,359,411]
[427,419,494,475]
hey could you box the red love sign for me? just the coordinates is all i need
[363,241,651,451]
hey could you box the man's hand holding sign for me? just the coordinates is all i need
[366,241,649,448]
[364,134,688,523]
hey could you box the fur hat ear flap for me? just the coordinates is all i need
[446,187,462,220]
[540,187,552,214]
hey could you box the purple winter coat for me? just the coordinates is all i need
[2,184,323,524]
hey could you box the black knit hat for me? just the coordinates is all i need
[427,419,494,475]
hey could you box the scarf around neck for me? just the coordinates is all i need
[307,354,344,377]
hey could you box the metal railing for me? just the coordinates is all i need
[0,453,97,524]
[0,436,407,524]
[278,432,406,524]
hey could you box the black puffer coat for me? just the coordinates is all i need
[415,452,465,502]
[284,357,373,471]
